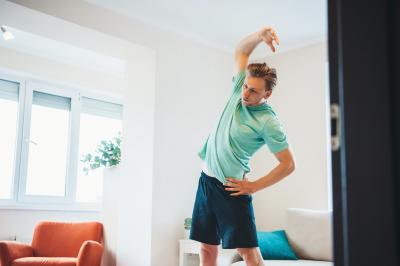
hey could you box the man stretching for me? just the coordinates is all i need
[189,26,296,266]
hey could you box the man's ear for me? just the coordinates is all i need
[264,90,272,99]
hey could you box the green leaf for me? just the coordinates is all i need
[81,133,122,175]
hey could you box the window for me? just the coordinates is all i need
[76,97,122,202]
[0,74,123,210]
[26,91,71,197]
[0,79,20,199]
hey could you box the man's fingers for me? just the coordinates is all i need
[267,28,280,46]
[268,42,276,52]
[273,32,280,45]
[224,182,238,187]
[261,33,276,52]
[225,187,240,191]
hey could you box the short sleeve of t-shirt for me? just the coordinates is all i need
[261,116,289,153]
[232,70,246,94]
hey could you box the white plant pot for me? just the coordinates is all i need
[101,166,120,266]
[184,229,191,239]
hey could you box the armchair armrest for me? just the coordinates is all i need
[77,240,103,266]
[0,241,34,266]
[217,249,243,265]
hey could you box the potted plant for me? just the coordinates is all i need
[184,217,192,239]
[80,132,122,174]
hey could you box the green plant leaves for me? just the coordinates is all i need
[80,131,122,175]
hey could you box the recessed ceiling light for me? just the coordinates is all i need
[1,26,15,41]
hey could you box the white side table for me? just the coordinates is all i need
[179,239,201,266]
[179,239,237,266]
[179,239,241,266]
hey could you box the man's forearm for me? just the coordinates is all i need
[236,31,263,57]
[253,162,295,192]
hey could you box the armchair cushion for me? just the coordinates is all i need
[11,257,76,266]
[0,241,34,266]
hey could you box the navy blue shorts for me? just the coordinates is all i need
[189,171,258,249]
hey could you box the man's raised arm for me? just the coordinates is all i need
[235,27,280,73]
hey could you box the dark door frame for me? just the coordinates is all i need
[328,0,399,265]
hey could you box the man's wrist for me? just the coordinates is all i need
[256,30,264,42]
[252,179,264,193]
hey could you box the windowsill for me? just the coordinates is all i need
[0,201,101,212]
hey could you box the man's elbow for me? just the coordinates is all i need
[287,159,296,174]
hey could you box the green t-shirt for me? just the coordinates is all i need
[198,70,289,184]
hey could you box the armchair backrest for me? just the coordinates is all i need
[31,221,103,257]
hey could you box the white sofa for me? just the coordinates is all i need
[219,208,333,266]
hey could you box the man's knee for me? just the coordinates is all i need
[200,243,218,258]
[237,247,264,266]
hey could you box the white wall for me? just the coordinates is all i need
[249,42,330,230]
[6,1,233,265]
[0,1,156,265]
[0,209,100,242]
[5,1,330,265]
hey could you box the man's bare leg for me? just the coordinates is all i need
[199,243,218,266]
[237,247,265,266]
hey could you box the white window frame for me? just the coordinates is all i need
[0,71,123,211]
[0,72,26,206]
[18,81,79,204]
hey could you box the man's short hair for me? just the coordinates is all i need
[247,63,277,91]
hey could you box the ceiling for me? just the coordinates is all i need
[84,0,328,55]
[0,26,125,77]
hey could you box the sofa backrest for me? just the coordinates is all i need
[32,221,103,257]
[285,208,333,261]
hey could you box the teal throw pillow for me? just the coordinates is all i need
[257,230,298,260]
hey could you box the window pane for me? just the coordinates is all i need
[26,91,71,196]
[77,97,122,202]
[0,79,19,199]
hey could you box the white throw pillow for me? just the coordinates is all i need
[285,208,333,261]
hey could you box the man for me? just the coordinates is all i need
[189,27,296,266]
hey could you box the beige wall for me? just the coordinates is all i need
[249,42,330,230]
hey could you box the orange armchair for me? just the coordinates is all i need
[0,221,103,266]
